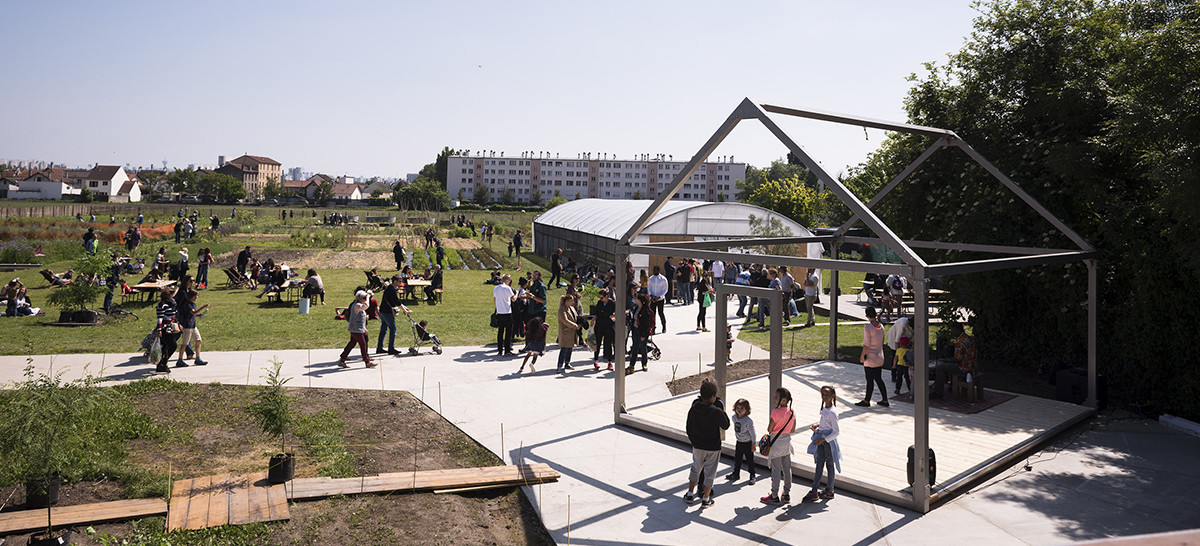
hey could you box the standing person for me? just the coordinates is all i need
[513,277,529,338]
[887,316,914,394]
[735,264,751,317]
[527,270,548,325]
[392,240,406,270]
[647,266,668,333]
[884,273,907,321]
[683,379,730,507]
[435,241,445,269]
[377,275,402,355]
[626,291,654,374]
[803,268,819,327]
[591,288,616,371]
[760,387,796,505]
[210,214,219,232]
[83,227,97,254]
[195,248,212,289]
[663,257,677,305]
[173,219,182,244]
[137,212,144,225]
[518,316,548,373]
[778,266,800,319]
[675,258,691,305]
[711,258,725,285]
[855,307,890,407]
[512,230,523,270]
[696,272,714,332]
[549,248,563,288]
[175,289,209,367]
[338,290,375,368]
[802,386,842,502]
[555,294,579,374]
[726,398,757,484]
[154,287,181,374]
[493,274,516,356]
[237,246,252,277]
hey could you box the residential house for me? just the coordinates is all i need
[331,183,362,202]
[82,165,130,200]
[361,181,393,199]
[8,168,82,200]
[283,179,318,200]
[215,154,281,199]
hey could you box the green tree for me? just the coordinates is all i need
[394,177,450,211]
[201,172,246,203]
[434,146,457,189]
[529,188,543,206]
[744,175,826,228]
[546,195,567,209]
[472,183,490,204]
[76,187,93,203]
[314,181,334,204]
[165,168,197,195]
[500,188,516,205]
[842,0,1200,420]
[262,176,284,199]
[735,159,812,202]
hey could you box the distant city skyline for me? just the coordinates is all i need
[1,1,979,182]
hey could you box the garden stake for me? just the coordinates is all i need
[438,381,442,414]
[308,349,312,388]
[421,367,426,401]
[567,494,572,545]
[501,423,505,464]
[791,331,796,360]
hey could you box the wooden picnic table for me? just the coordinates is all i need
[130,280,177,301]
[402,279,432,300]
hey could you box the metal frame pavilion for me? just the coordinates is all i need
[610,98,1099,513]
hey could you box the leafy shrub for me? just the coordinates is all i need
[289,229,346,249]
[0,239,38,263]
[449,226,472,238]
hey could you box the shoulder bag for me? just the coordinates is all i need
[757,410,795,457]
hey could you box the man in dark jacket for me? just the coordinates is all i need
[378,275,403,354]
[663,257,676,305]
[685,379,729,507]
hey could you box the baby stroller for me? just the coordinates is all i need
[398,304,443,355]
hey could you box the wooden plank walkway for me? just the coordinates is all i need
[167,472,289,531]
[629,360,1093,494]
[0,498,167,535]
[288,464,560,500]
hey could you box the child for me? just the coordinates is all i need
[760,387,796,505]
[726,398,757,484]
[803,385,842,502]
[519,316,548,373]
[894,336,912,395]
[417,320,440,345]
[176,289,209,367]
[725,325,734,363]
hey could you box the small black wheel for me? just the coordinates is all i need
[433,346,443,355]
[409,347,418,355]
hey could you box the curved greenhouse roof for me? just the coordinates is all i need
[533,199,822,267]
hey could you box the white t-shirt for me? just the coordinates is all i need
[804,273,819,297]
[712,260,725,278]
[886,274,907,297]
[493,283,515,314]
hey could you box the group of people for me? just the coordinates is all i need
[684,379,842,508]
[2,277,41,317]
[856,306,978,406]
[150,274,210,373]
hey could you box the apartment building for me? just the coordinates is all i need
[446,153,745,204]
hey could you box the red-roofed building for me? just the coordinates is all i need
[216,154,281,200]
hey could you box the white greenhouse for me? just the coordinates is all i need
[532,199,823,272]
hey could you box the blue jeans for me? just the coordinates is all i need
[678,282,692,304]
[813,442,836,493]
[196,264,209,287]
[557,346,573,370]
[736,294,747,316]
[629,336,649,368]
[378,312,397,351]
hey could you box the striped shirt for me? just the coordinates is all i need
[156,298,177,329]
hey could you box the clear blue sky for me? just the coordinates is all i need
[1,1,979,179]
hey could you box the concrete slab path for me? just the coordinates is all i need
[2,301,1198,544]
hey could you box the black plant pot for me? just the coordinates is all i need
[267,453,295,484]
[72,309,98,324]
[57,311,74,324]
[29,528,74,546]
[25,476,61,508]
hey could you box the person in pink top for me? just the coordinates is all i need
[855,307,890,407]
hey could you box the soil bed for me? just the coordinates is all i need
[0,384,553,545]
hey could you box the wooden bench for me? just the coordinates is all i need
[262,291,280,303]
[431,288,443,303]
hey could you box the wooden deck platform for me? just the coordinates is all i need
[287,464,560,500]
[167,472,289,531]
[622,360,1093,510]
[0,498,167,535]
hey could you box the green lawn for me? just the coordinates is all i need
[0,267,537,355]
[736,318,946,362]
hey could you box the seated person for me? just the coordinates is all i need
[425,265,443,301]
[256,265,288,298]
[421,268,432,280]
[488,269,502,285]
[139,269,163,285]
[40,269,72,287]
[364,267,384,291]
[931,322,977,399]
[62,268,75,281]
[303,268,326,304]
[118,278,134,296]
[4,278,25,316]
[416,320,440,346]
[10,287,39,316]
[246,260,262,288]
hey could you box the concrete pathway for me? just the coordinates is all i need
[2,301,1198,544]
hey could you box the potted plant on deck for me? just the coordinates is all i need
[248,359,295,483]
[0,366,110,545]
